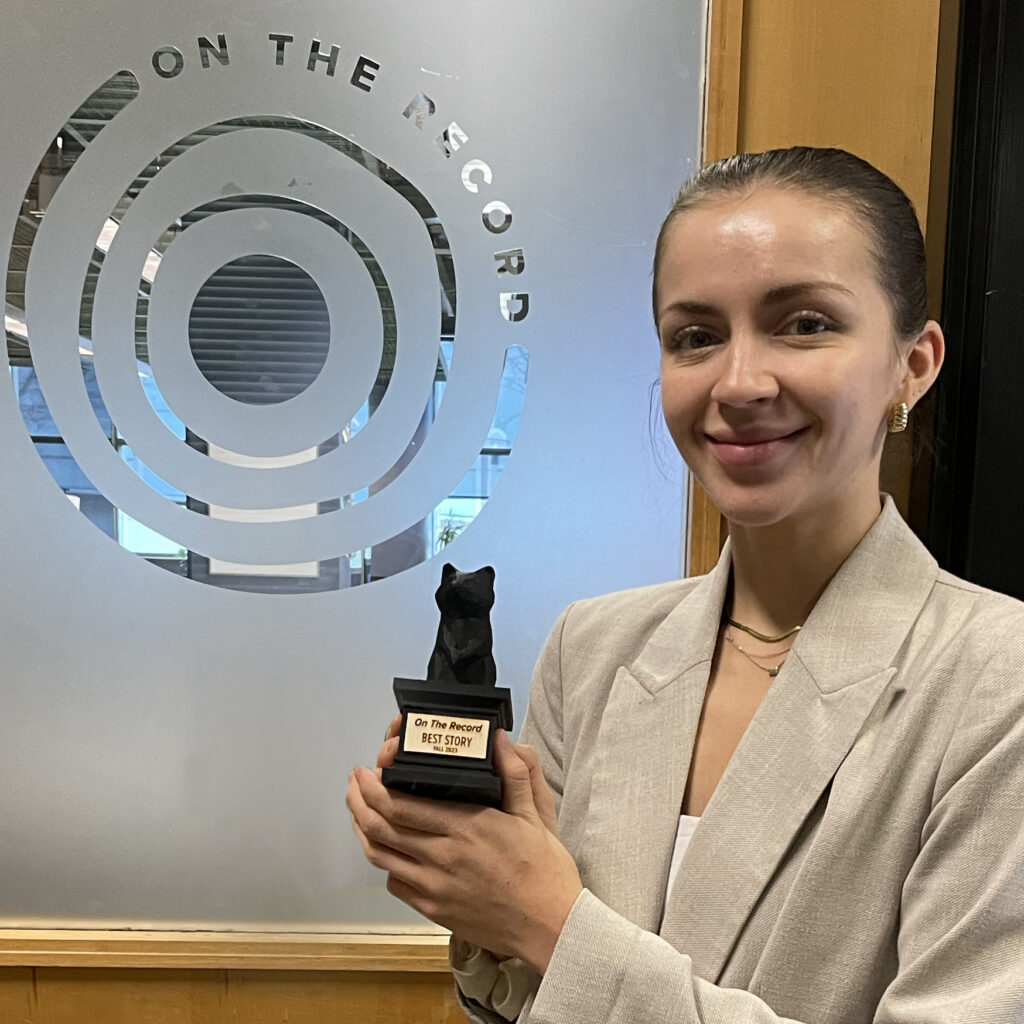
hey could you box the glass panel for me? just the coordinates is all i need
[0,0,701,929]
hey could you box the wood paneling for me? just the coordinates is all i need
[687,0,953,574]
[703,0,744,162]
[0,934,462,1024]
[0,967,463,1024]
[0,931,450,971]
[687,478,729,579]
[737,2,942,216]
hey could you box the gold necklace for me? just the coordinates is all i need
[723,632,792,677]
[726,616,802,644]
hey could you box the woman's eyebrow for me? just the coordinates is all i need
[659,282,855,321]
[658,299,721,318]
[761,281,855,303]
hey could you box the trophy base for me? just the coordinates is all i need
[381,677,514,808]
[381,762,504,806]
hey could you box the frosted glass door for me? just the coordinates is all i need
[0,0,703,928]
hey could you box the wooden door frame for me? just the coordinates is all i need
[686,0,744,577]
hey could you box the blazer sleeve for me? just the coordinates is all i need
[450,605,572,1023]
[525,640,1024,1024]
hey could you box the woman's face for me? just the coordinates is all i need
[655,187,908,530]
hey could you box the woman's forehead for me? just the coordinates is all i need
[658,188,879,294]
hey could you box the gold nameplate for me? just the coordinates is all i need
[402,713,490,759]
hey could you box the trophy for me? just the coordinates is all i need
[381,563,513,807]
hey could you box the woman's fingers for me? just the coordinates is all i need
[351,815,431,893]
[515,741,559,834]
[376,736,401,769]
[492,731,539,820]
[492,733,558,833]
[374,715,404,769]
[386,874,438,921]
[346,770,443,862]
[353,765,474,837]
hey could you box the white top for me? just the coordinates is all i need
[665,814,701,900]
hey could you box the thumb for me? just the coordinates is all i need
[493,731,538,820]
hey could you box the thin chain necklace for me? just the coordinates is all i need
[727,617,802,644]
[723,631,792,678]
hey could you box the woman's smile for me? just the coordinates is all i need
[704,427,809,468]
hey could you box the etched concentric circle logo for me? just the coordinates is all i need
[6,38,530,593]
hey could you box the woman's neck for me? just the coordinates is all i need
[725,494,884,634]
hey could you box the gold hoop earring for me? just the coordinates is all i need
[887,402,909,434]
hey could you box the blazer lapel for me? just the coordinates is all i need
[660,499,940,982]
[659,655,897,979]
[578,550,731,933]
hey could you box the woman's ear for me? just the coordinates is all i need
[901,319,945,410]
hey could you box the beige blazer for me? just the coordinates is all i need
[452,499,1024,1023]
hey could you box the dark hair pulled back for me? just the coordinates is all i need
[652,147,928,340]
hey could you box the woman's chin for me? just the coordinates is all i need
[701,487,796,531]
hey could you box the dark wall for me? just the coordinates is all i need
[929,0,1024,598]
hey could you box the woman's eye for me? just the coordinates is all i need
[687,329,717,348]
[668,327,717,351]
[787,316,829,336]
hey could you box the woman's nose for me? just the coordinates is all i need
[709,335,779,406]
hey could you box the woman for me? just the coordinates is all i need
[347,148,1024,1023]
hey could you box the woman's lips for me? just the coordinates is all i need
[706,428,806,467]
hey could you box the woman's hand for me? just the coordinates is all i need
[347,729,581,973]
